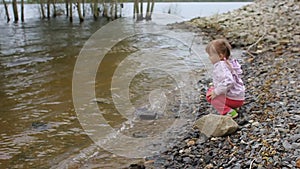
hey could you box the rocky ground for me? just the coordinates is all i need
[126,0,300,168]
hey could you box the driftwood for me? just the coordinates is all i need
[246,29,267,57]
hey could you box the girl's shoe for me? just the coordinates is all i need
[227,109,238,118]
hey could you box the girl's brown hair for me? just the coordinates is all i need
[206,39,232,60]
[206,39,234,72]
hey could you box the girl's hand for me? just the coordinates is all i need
[208,90,217,100]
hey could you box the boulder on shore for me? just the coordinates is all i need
[194,114,239,137]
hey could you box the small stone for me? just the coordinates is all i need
[283,140,292,150]
[232,163,241,169]
[210,137,220,141]
[252,143,262,149]
[252,121,260,127]
[256,157,263,163]
[293,115,300,121]
[132,132,148,138]
[288,123,297,130]
[144,160,155,165]
[257,165,264,169]
[187,140,195,146]
[183,157,191,163]
[291,134,300,142]
[292,143,300,149]
[204,163,213,169]
[296,158,300,168]
[279,39,290,44]
[184,148,191,154]
[260,129,267,134]
[128,163,145,169]
[291,47,300,52]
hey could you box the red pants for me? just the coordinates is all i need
[206,87,244,115]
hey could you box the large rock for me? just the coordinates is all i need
[194,114,239,137]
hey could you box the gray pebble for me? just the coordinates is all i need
[290,134,300,141]
[283,140,292,150]
[232,163,241,169]
[292,143,300,149]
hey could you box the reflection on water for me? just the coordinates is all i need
[0,2,249,168]
[91,31,202,158]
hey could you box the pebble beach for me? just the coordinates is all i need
[127,0,300,168]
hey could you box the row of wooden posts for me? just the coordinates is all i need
[134,0,155,21]
[1,0,155,23]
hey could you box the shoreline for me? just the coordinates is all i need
[128,0,300,168]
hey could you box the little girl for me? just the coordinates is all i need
[205,39,245,118]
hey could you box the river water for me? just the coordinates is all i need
[0,2,250,169]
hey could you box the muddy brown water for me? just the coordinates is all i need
[0,16,204,168]
[0,3,249,168]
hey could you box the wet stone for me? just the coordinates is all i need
[132,132,148,138]
[135,107,158,120]
[31,122,50,131]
